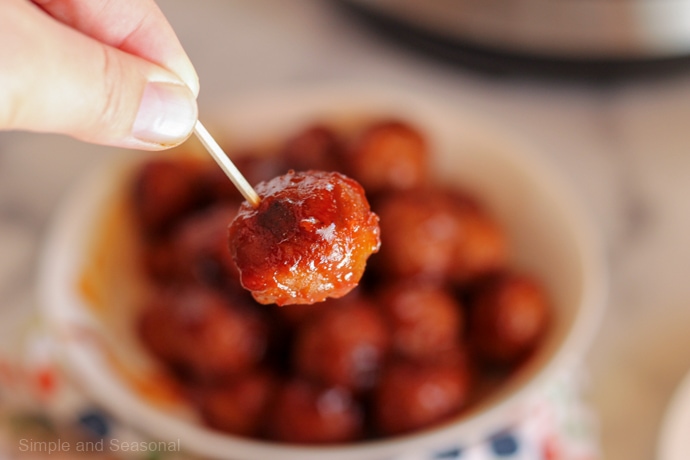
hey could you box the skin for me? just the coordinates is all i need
[0,0,199,149]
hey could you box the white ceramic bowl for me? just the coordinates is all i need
[38,86,606,460]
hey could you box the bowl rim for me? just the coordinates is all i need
[38,84,607,460]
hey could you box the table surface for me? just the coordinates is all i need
[2,2,690,459]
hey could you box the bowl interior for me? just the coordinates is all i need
[39,87,606,460]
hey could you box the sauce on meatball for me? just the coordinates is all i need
[228,170,380,305]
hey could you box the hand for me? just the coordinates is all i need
[0,0,199,150]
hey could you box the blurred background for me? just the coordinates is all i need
[3,1,690,459]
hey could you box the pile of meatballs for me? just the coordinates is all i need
[131,119,551,444]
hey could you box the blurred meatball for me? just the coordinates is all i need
[377,282,464,360]
[452,210,508,284]
[469,273,550,366]
[273,303,323,327]
[138,287,267,381]
[196,371,277,437]
[375,188,507,283]
[345,120,428,194]
[229,170,380,305]
[266,379,362,444]
[374,188,464,280]
[140,237,178,283]
[374,358,472,436]
[131,157,206,236]
[169,205,240,290]
[280,125,344,172]
[294,299,389,391]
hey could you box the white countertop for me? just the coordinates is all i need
[3,1,690,459]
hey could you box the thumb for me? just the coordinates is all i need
[0,1,198,150]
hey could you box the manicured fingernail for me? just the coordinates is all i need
[132,82,197,146]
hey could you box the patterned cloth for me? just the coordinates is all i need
[0,308,599,460]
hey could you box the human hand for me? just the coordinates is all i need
[0,0,199,150]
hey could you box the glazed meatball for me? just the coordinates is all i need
[131,157,206,236]
[196,371,277,437]
[138,287,267,381]
[452,210,508,284]
[375,188,507,283]
[228,170,381,305]
[377,282,464,360]
[267,379,362,444]
[469,273,550,366]
[280,124,344,172]
[294,299,389,391]
[346,120,428,194]
[374,357,472,436]
[169,205,240,290]
[374,188,464,280]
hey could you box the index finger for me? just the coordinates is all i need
[31,0,199,95]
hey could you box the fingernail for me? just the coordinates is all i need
[132,82,197,146]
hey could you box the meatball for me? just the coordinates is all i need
[196,371,277,437]
[228,170,381,305]
[375,188,507,282]
[469,273,551,366]
[266,379,362,444]
[131,157,206,236]
[377,282,464,360]
[138,287,267,381]
[374,188,464,280]
[451,210,508,284]
[345,120,428,194]
[280,125,344,172]
[374,357,472,436]
[294,298,389,391]
[140,237,178,283]
[169,205,240,290]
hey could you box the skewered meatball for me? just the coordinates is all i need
[294,298,389,391]
[196,371,277,437]
[131,157,206,236]
[346,120,428,194]
[280,124,344,172]
[377,282,464,360]
[469,273,550,366]
[266,379,363,444]
[138,287,267,381]
[374,357,472,436]
[228,170,381,305]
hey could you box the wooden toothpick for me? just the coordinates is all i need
[194,120,261,208]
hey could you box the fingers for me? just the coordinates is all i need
[32,0,199,96]
[0,0,198,150]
